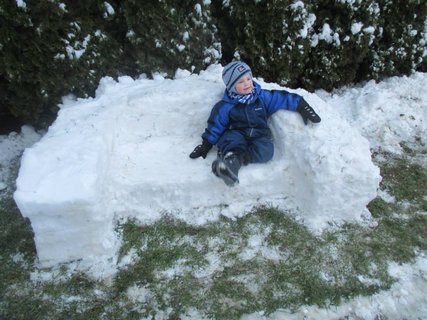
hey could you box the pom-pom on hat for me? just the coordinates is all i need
[222,61,252,94]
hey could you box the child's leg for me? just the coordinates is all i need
[213,130,247,186]
[211,152,242,186]
[216,130,248,156]
[247,137,274,163]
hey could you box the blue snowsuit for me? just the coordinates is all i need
[202,81,303,164]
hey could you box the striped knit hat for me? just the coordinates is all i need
[222,61,252,94]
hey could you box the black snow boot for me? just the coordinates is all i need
[212,151,242,187]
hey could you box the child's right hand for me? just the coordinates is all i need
[189,139,213,159]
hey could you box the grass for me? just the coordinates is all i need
[0,146,426,319]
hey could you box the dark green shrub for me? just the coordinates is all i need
[214,0,383,90]
[1,0,71,127]
[0,0,125,128]
[362,0,427,80]
[214,0,427,90]
[302,0,382,90]
[121,0,221,76]
[214,0,314,88]
[1,1,221,129]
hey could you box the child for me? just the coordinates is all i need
[190,61,321,186]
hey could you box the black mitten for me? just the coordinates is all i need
[296,99,321,125]
[189,139,213,159]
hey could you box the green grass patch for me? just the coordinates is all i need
[379,153,427,206]
[111,204,406,318]
[0,198,36,293]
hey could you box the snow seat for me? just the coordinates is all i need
[14,66,380,273]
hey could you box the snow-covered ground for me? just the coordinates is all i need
[1,68,426,319]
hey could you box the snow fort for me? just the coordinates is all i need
[14,65,380,274]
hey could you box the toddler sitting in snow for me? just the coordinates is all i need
[190,61,321,186]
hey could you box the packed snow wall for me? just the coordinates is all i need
[14,65,380,273]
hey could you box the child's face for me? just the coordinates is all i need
[235,74,254,95]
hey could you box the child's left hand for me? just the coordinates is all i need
[296,100,321,125]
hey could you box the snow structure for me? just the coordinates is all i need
[14,64,380,274]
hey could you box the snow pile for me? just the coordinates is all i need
[14,64,380,271]
[317,72,427,154]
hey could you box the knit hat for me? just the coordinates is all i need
[222,61,252,94]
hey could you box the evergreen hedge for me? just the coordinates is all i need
[1,0,125,128]
[121,0,221,76]
[1,0,426,129]
[218,0,426,91]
